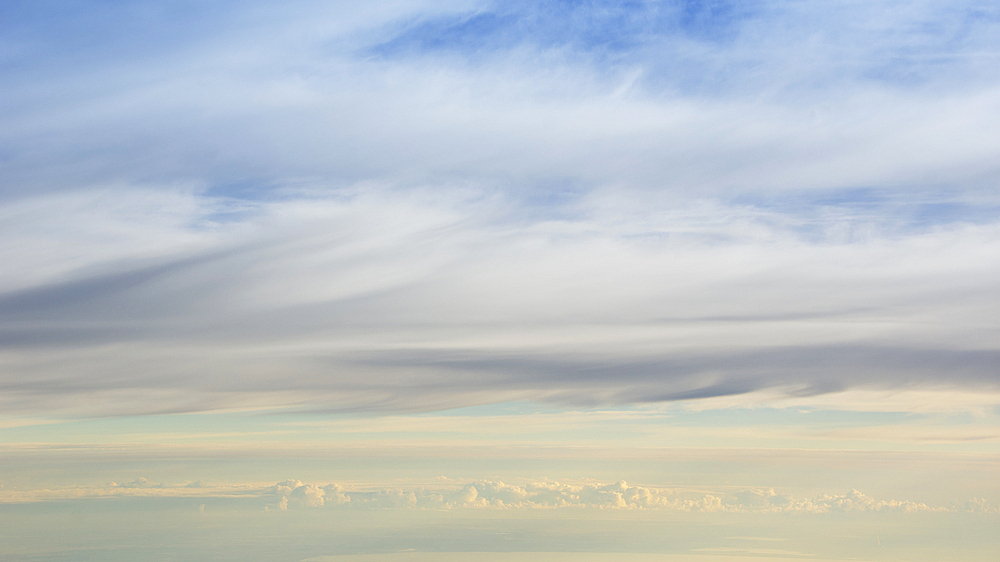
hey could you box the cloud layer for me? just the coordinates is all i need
[262,480,956,514]
[4,477,997,515]
[1,1,999,416]
[1,186,997,416]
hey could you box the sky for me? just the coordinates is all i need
[1,1,999,561]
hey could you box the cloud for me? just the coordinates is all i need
[4,1,1000,197]
[244,480,993,514]
[0,185,998,416]
[110,477,164,489]
[1,2,999,417]
[5,477,990,515]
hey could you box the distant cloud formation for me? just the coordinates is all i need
[1,1,999,417]
[263,480,960,513]
[110,477,164,489]
[4,477,995,515]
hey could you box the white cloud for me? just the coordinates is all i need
[0,184,998,417]
[1,1,999,417]
[111,477,164,489]
[4,477,989,514]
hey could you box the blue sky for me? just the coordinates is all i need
[1,1,999,560]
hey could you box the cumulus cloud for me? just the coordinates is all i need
[259,479,994,514]
[264,480,350,510]
[255,478,958,513]
[260,479,991,514]
[7,477,990,515]
[110,477,164,489]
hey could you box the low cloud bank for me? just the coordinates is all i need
[4,477,993,515]
[264,480,961,514]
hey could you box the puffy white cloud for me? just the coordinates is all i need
[110,477,164,489]
[960,498,996,513]
[729,488,945,514]
[257,480,983,513]
[3,477,994,514]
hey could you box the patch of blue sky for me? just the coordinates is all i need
[201,178,291,203]
[0,1,238,76]
[733,187,1000,240]
[365,0,1000,96]
[369,0,758,58]
[5,1,999,92]
[790,2,1000,89]
[497,178,590,223]
[908,201,1000,229]
[861,44,1000,88]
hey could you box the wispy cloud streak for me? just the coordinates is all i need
[1,1,999,416]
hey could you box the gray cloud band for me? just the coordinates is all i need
[0,188,998,417]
